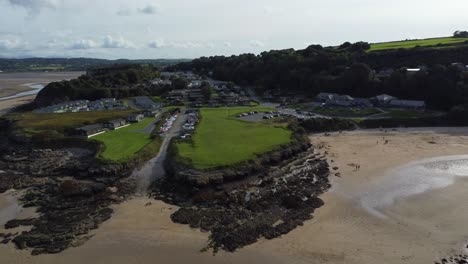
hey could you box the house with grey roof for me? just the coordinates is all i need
[316,92,338,102]
[103,119,128,130]
[74,124,108,138]
[127,113,145,123]
[388,100,426,110]
[143,109,159,117]
[370,94,397,106]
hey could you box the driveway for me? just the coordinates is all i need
[132,109,187,195]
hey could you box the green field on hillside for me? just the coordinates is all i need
[176,107,293,169]
[369,37,468,51]
[93,117,157,161]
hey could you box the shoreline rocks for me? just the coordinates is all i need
[0,142,137,255]
[153,148,331,252]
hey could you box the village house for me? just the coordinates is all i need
[316,92,338,102]
[103,119,128,130]
[188,88,205,102]
[352,97,373,108]
[133,96,161,110]
[388,99,426,110]
[370,94,397,106]
[127,113,145,123]
[74,124,107,138]
[143,109,159,117]
[152,78,172,86]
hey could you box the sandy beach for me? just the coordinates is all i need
[2,128,468,263]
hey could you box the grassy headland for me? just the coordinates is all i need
[176,107,293,169]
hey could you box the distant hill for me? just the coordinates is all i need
[0,58,191,72]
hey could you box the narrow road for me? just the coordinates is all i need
[132,110,186,196]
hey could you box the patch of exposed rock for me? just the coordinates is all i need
[0,145,137,255]
[435,254,468,264]
[153,149,330,252]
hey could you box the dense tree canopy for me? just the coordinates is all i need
[171,43,468,110]
[35,64,161,107]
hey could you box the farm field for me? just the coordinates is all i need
[176,107,293,169]
[93,117,158,162]
[369,37,468,51]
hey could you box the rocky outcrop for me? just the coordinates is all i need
[9,177,128,255]
[153,149,330,252]
[435,254,468,264]
[0,148,92,177]
[0,145,136,255]
[166,139,311,187]
[59,180,106,197]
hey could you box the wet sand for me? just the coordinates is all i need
[0,72,83,115]
[0,95,35,115]
[0,72,83,98]
[2,128,468,263]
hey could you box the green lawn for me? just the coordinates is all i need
[176,107,293,169]
[93,117,157,161]
[369,37,468,52]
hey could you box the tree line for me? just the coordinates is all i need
[171,43,468,110]
[34,64,161,107]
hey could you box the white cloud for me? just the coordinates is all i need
[71,39,97,49]
[102,35,135,49]
[0,38,22,50]
[250,40,265,47]
[148,39,166,48]
[6,0,61,14]
[224,42,232,48]
[138,4,158,15]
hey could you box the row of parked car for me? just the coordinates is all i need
[159,114,178,134]
[180,111,200,139]
[236,111,259,117]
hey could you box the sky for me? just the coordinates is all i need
[0,0,467,59]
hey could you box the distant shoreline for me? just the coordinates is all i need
[0,83,45,102]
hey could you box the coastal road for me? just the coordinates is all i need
[133,109,186,196]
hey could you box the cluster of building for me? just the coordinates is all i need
[35,98,127,113]
[315,93,426,110]
[151,78,172,86]
[132,96,161,110]
[74,109,160,138]
[160,71,252,107]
